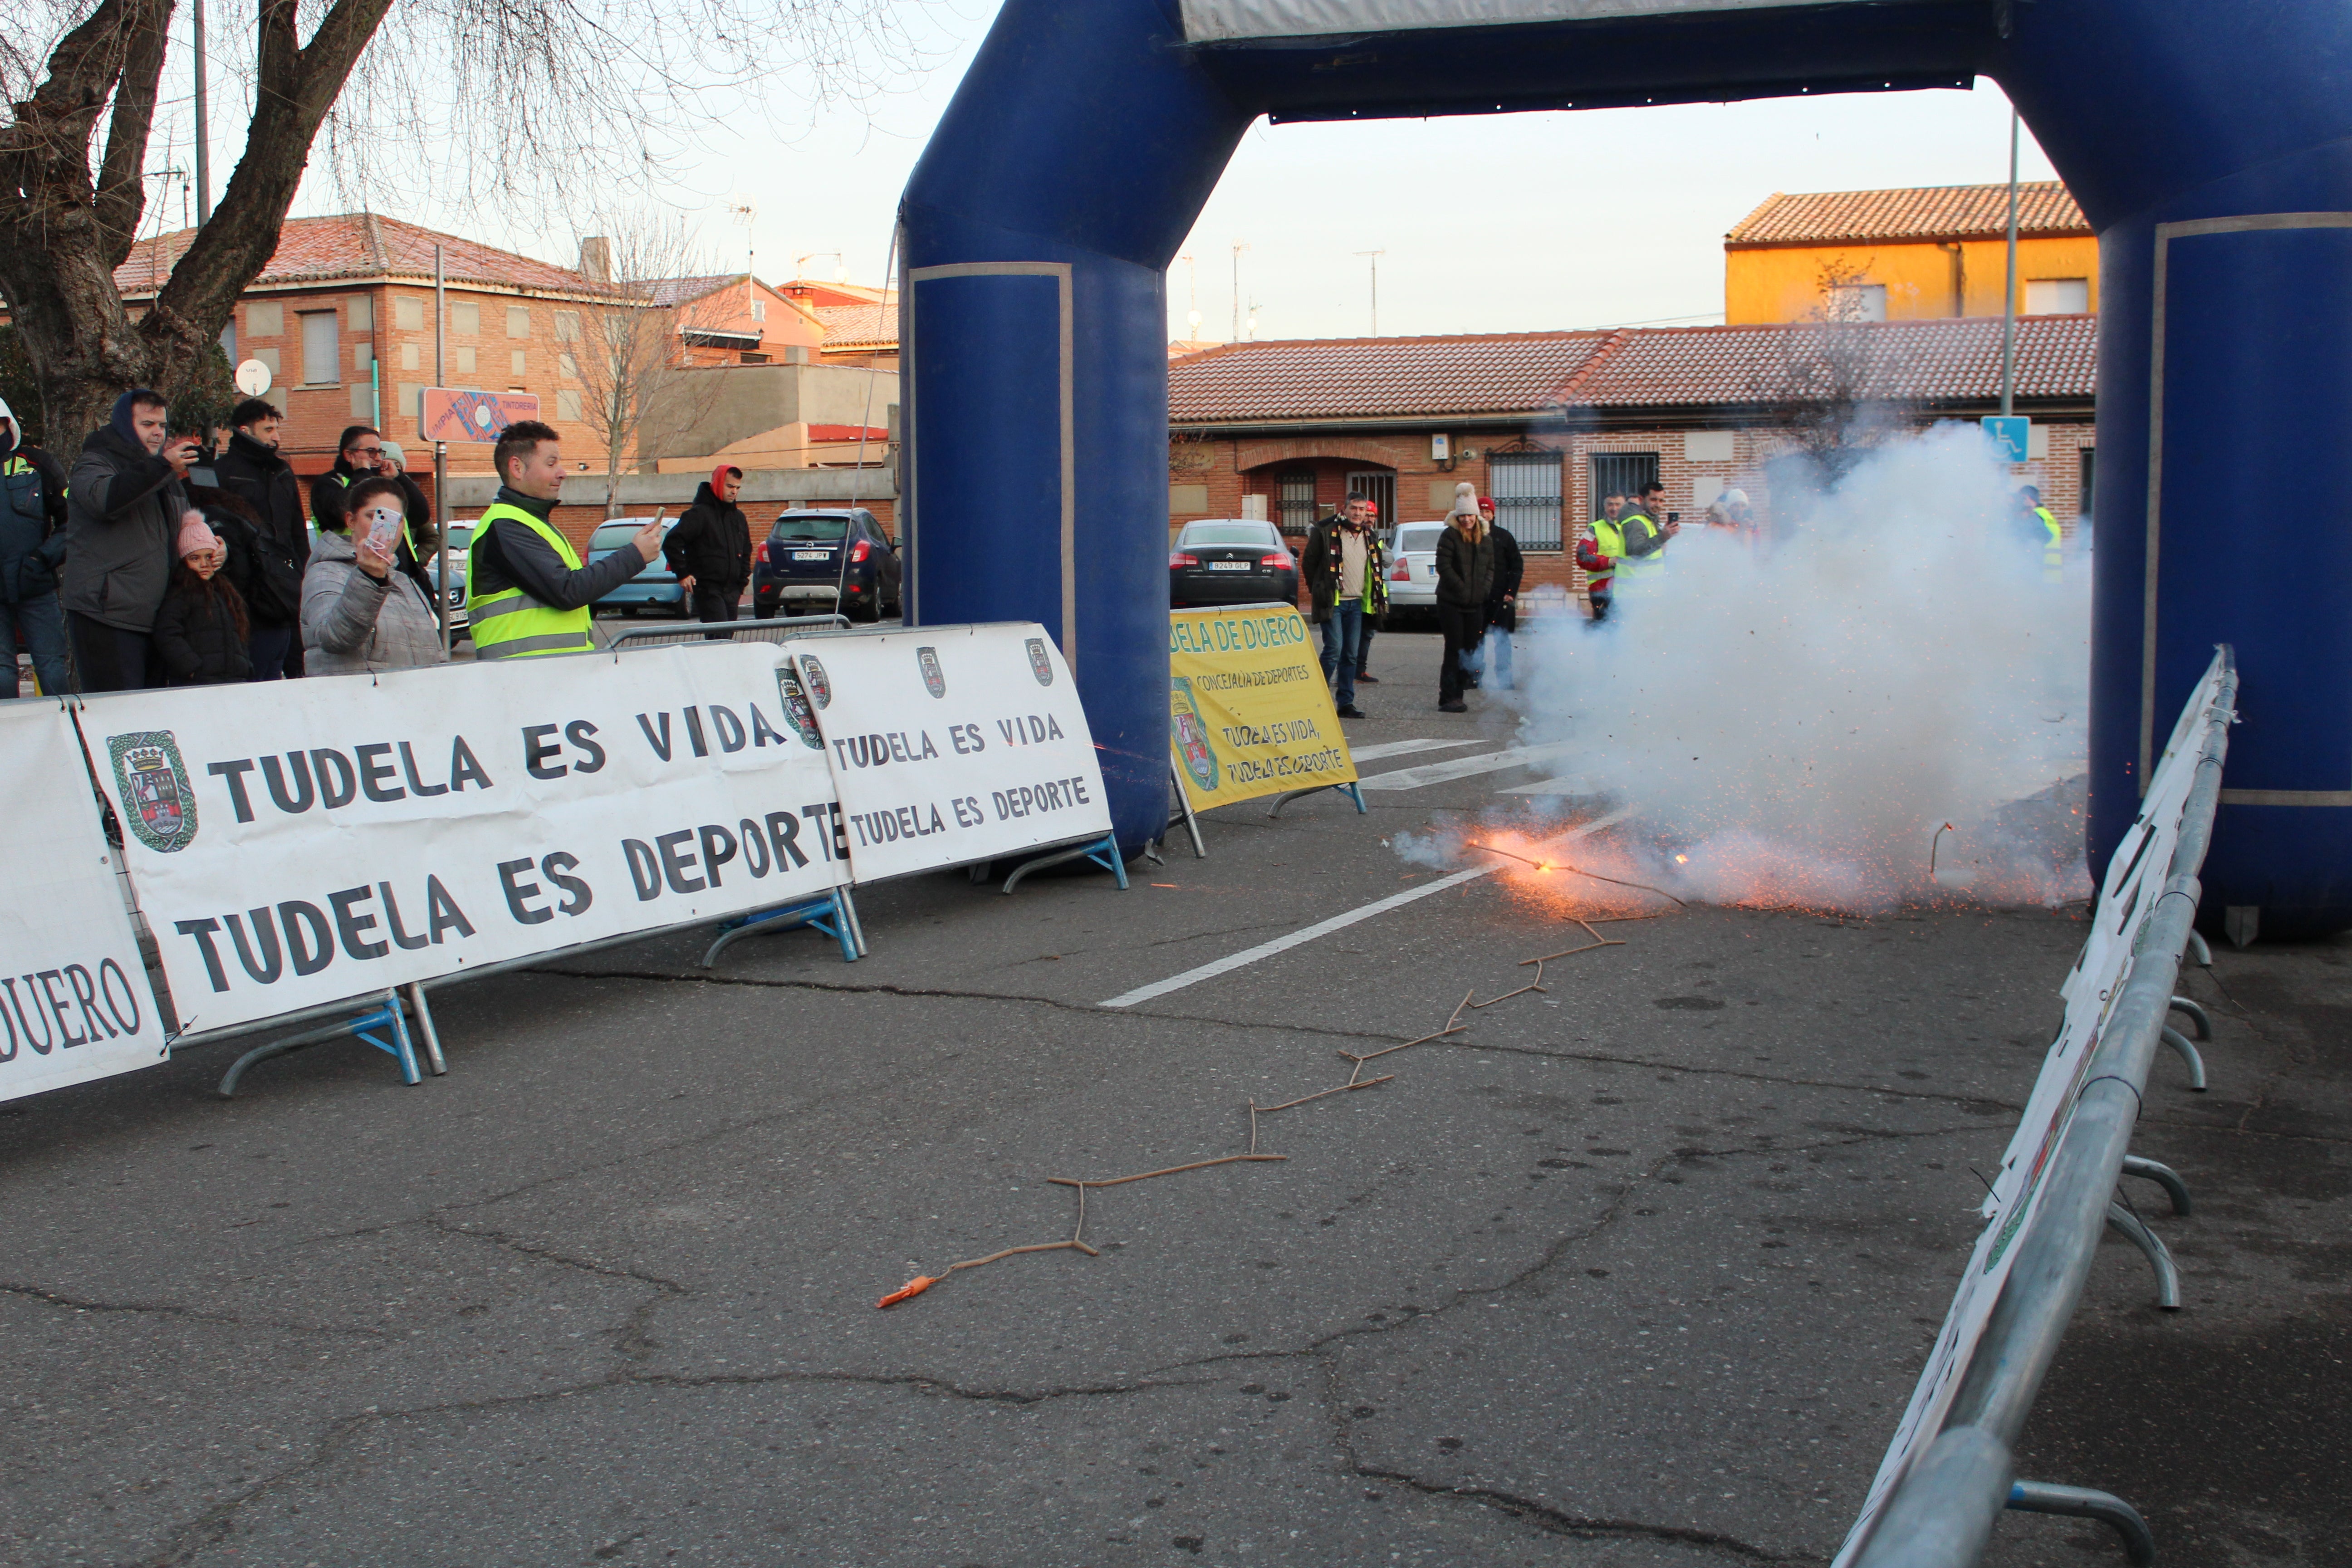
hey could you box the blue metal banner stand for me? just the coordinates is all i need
[216,988,424,1098]
[1265,780,1367,819]
[701,887,867,968]
[992,832,1131,896]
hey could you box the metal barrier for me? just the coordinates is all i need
[603,612,853,652]
[1849,649,2236,1568]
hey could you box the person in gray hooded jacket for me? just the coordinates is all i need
[301,475,449,676]
[65,388,199,690]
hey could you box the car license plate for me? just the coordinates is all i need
[1208,560,1250,571]
[793,550,830,561]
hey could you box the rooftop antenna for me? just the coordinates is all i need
[1180,252,1200,342]
[724,198,757,315]
[1230,240,1250,343]
[1356,249,1385,335]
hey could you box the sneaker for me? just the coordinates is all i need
[1439,700,1468,713]
[1356,673,1381,685]
[1335,704,1364,718]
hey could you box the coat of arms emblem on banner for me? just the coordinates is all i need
[916,647,945,698]
[773,667,825,750]
[1024,637,1054,686]
[798,655,832,708]
[108,731,198,853]
[1170,678,1218,794]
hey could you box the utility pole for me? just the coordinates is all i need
[2000,107,2020,418]
[435,244,450,658]
[1180,252,1200,342]
[1356,250,1385,335]
[1230,241,1249,343]
[191,0,210,223]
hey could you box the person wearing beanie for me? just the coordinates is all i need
[0,397,74,697]
[152,515,253,686]
[65,388,200,690]
[1432,481,1494,711]
[662,463,753,638]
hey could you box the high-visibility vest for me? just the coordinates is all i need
[1612,510,1667,592]
[2033,505,2063,581]
[465,502,597,659]
[1586,516,1623,590]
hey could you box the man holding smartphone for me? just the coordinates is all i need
[64,388,199,690]
[1611,480,1681,601]
[465,421,663,660]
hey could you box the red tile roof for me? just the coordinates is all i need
[115,214,624,299]
[816,303,896,351]
[1170,331,1614,423]
[1726,182,2089,247]
[1168,315,2097,425]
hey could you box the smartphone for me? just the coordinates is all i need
[359,503,402,554]
[1667,511,1682,523]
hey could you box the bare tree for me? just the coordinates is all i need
[0,0,911,448]
[1754,261,1911,493]
[561,216,726,516]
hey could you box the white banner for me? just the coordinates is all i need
[85,645,846,1035]
[1179,0,1882,44]
[1834,650,2235,1564]
[0,704,166,1103]
[775,625,1112,882]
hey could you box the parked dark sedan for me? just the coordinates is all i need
[753,509,902,622]
[1169,519,1298,609]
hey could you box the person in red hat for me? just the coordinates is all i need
[662,463,754,637]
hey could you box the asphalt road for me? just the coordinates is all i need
[0,630,2340,1568]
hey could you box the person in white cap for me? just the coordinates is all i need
[0,397,71,697]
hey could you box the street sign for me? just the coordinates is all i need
[234,358,272,396]
[1980,415,2030,464]
[421,388,540,445]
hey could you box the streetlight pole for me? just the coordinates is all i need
[1230,241,1249,343]
[435,244,450,657]
[191,0,210,223]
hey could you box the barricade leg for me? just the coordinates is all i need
[1001,832,1129,894]
[2158,1025,2208,1092]
[218,992,421,1098]
[2121,1155,2192,1216]
[2007,1481,2156,1566]
[2185,929,2212,968]
[701,892,865,968]
[2104,1200,2182,1310]
[2167,995,2212,1040]
[407,982,446,1076]
[1266,781,1363,819]
[1168,761,1206,858]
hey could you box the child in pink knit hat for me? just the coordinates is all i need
[153,510,251,685]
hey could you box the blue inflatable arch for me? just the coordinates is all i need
[901,0,2352,933]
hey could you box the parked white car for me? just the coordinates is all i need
[1386,522,1445,616]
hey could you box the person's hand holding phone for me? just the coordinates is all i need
[631,516,665,565]
[355,503,402,579]
[164,436,201,476]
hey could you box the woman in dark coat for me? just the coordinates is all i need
[1432,482,1493,712]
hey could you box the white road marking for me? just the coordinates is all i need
[1496,774,1598,796]
[1356,740,1581,792]
[1099,807,1632,1009]
[1350,738,1486,763]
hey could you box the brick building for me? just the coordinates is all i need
[650,273,828,366]
[116,215,632,475]
[1167,313,2097,600]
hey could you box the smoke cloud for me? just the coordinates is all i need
[1500,425,2092,914]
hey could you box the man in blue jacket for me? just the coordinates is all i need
[0,397,71,697]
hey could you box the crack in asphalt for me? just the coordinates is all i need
[0,1281,390,1340]
[1436,1038,2025,1113]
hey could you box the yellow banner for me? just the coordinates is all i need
[1168,605,1358,808]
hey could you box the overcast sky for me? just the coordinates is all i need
[265,0,2059,342]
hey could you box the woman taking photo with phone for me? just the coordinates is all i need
[301,475,448,675]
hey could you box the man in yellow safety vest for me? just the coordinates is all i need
[1611,481,1680,597]
[2018,485,2063,582]
[465,421,663,659]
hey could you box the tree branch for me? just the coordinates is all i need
[93,0,173,272]
[142,0,395,364]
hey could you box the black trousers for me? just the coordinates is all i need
[1436,605,1483,703]
[68,611,155,692]
[691,585,742,642]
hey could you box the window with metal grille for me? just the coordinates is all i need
[1346,470,1396,534]
[1488,451,1563,550]
[1589,452,1659,518]
[1277,470,1318,537]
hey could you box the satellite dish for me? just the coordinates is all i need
[234,358,271,396]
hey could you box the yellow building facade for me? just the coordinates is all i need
[1725,182,2098,325]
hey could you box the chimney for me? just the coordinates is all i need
[579,237,612,282]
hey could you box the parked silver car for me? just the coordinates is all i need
[1386,521,1446,616]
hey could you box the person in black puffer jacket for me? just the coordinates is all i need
[152,515,253,686]
[210,398,309,678]
[662,464,753,639]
